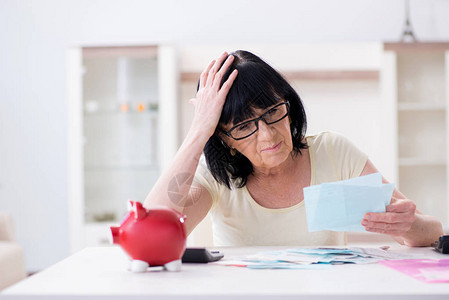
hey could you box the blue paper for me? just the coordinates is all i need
[212,246,410,269]
[304,173,394,232]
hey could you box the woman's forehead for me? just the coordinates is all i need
[234,106,263,122]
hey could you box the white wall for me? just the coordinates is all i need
[1,0,449,272]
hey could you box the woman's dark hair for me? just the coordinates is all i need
[202,50,308,189]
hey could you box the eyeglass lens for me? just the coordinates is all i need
[230,102,289,139]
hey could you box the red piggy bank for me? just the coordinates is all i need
[110,201,187,272]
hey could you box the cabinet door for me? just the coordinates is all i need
[385,43,449,228]
[67,45,178,251]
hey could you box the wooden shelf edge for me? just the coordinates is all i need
[398,103,446,111]
[398,158,447,167]
[181,70,379,82]
[84,165,160,171]
[384,42,449,52]
[83,46,158,58]
[284,70,379,80]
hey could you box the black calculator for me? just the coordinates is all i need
[435,235,449,254]
[182,248,224,263]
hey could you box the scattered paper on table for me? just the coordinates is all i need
[304,173,395,232]
[380,259,449,283]
[212,247,415,269]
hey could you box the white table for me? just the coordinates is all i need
[1,244,449,299]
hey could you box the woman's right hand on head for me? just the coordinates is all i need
[189,52,238,138]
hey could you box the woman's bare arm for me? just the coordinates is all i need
[143,52,238,234]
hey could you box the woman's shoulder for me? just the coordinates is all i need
[306,131,345,147]
[306,131,368,180]
[306,130,367,162]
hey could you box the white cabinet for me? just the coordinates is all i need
[67,45,178,252]
[384,43,449,228]
[66,43,449,251]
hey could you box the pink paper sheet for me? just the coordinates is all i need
[380,259,449,283]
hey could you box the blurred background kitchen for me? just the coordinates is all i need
[1,0,449,278]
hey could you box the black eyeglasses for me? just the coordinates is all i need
[220,101,290,140]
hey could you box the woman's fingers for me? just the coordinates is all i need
[200,59,216,88]
[363,198,416,224]
[213,55,235,89]
[362,217,413,229]
[200,52,236,93]
[218,69,238,97]
[361,199,416,236]
[362,218,413,235]
[364,220,412,235]
[363,227,405,236]
[205,52,229,87]
[189,52,239,137]
[364,211,415,224]
[386,199,416,213]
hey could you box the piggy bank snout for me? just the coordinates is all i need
[109,226,120,244]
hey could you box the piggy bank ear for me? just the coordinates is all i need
[127,200,135,211]
[132,201,147,220]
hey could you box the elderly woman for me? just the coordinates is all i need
[144,50,443,247]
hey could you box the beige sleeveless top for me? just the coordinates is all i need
[193,131,368,246]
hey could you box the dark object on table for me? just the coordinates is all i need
[435,235,449,254]
[182,248,224,263]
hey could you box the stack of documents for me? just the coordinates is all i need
[304,173,395,232]
[213,247,414,269]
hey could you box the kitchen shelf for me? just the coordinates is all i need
[399,158,446,167]
[384,42,449,52]
[398,165,447,224]
[84,111,158,116]
[68,44,178,252]
[181,70,379,82]
[397,102,446,111]
[84,165,160,171]
[384,42,449,226]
